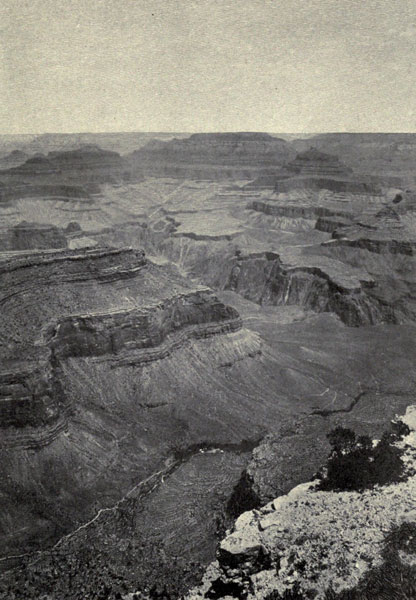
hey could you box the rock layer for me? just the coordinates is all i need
[223,252,390,326]
[0,247,241,435]
[128,133,295,179]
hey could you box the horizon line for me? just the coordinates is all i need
[2,130,416,137]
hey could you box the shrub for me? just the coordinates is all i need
[318,425,406,492]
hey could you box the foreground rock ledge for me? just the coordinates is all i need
[187,405,416,599]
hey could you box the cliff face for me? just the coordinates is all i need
[286,147,353,177]
[0,183,91,203]
[99,203,413,328]
[326,208,416,256]
[249,199,352,220]
[8,221,68,250]
[223,252,391,326]
[274,176,380,195]
[133,225,398,326]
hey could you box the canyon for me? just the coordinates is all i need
[0,132,416,599]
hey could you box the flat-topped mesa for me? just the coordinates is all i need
[47,144,123,170]
[5,221,68,251]
[0,246,243,434]
[0,221,87,252]
[1,144,134,185]
[272,148,382,195]
[127,132,295,179]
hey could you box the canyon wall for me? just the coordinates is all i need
[0,247,243,436]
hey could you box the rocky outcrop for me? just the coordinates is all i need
[248,199,352,220]
[0,220,89,253]
[0,362,62,429]
[327,234,416,256]
[327,206,416,256]
[0,183,91,203]
[189,407,416,600]
[7,221,68,250]
[223,252,389,326]
[315,215,353,233]
[274,176,380,195]
[47,292,240,363]
[244,173,291,189]
[0,244,271,562]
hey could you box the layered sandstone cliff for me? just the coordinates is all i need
[0,246,243,436]
[128,133,295,179]
[223,251,392,326]
[1,145,135,187]
[286,148,352,177]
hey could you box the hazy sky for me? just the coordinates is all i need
[1,0,416,133]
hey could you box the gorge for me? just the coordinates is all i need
[0,132,416,599]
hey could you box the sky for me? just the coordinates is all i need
[1,0,416,134]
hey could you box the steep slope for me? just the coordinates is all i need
[0,246,243,436]
[0,246,265,558]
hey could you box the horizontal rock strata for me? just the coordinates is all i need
[0,246,243,440]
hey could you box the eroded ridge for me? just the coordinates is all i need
[0,246,243,444]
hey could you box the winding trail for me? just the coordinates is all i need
[0,438,259,575]
[0,462,176,573]
[309,389,368,418]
